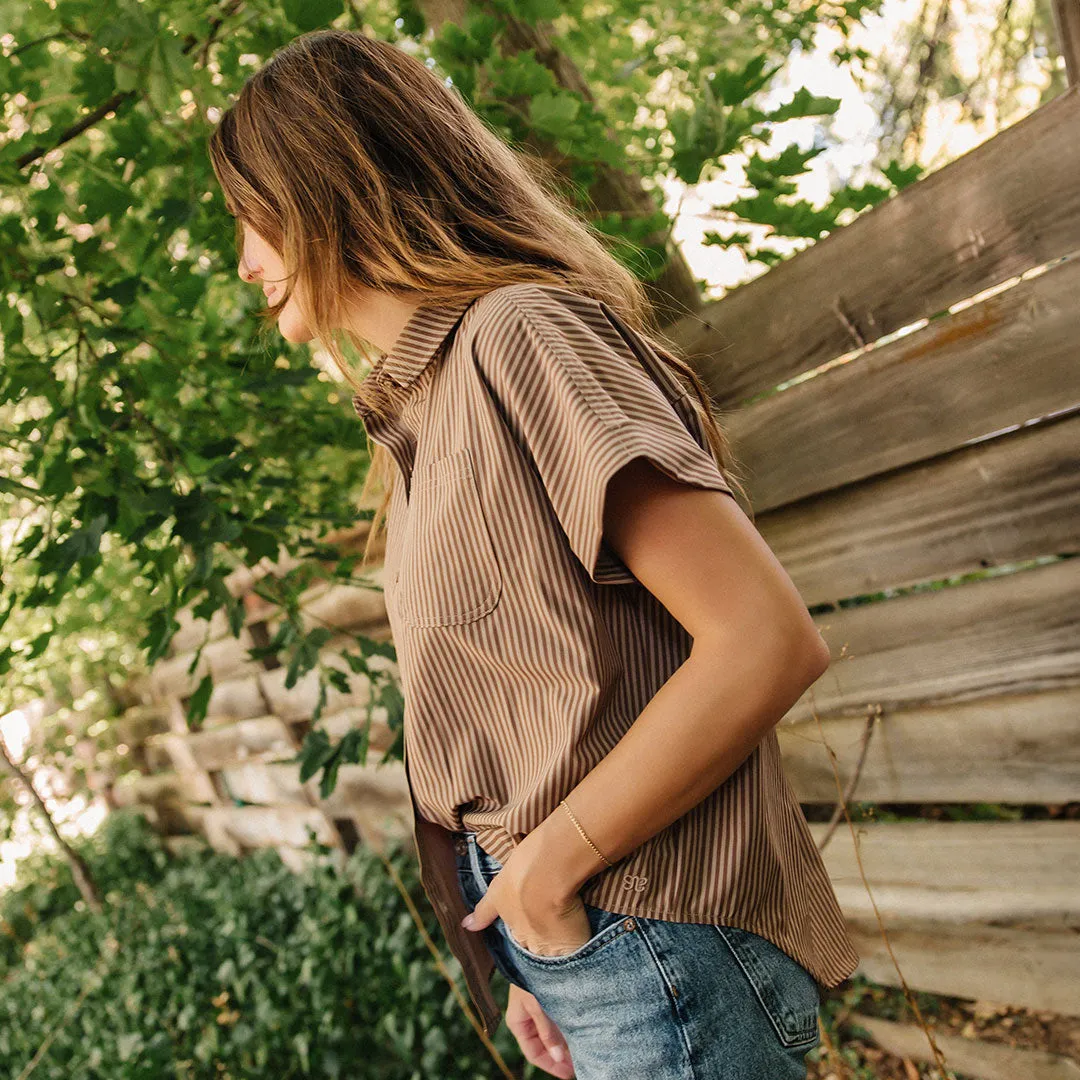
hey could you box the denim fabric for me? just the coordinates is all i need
[453,830,821,1080]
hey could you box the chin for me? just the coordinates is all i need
[279,316,315,344]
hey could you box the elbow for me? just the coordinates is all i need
[806,628,832,679]
[689,609,831,694]
[745,616,829,699]
[791,625,831,690]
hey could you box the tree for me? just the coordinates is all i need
[1,0,909,807]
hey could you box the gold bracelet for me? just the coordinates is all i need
[559,798,613,868]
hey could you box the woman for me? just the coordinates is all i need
[209,27,858,1080]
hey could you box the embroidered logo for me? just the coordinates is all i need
[622,873,648,892]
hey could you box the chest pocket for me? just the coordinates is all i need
[398,448,503,628]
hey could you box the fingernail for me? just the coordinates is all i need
[551,1046,565,1063]
[461,914,475,929]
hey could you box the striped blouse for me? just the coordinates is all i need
[353,282,859,1035]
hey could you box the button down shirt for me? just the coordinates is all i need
[353,282,859,1035]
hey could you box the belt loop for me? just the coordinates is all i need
[467,833,487,896]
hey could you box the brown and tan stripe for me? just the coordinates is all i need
[354,282,859,1033]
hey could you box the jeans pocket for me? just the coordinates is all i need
[500,903,635,966]
[714,925,821,1049]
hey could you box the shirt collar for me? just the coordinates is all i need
[352,295,478,421]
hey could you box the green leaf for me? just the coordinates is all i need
[488,52,555,99]
[141,606,180,666]
[508,0,563,21]
[283,0,343,31]
[766,86,841,123]
[186,675,214,730]
[326,668,350,695]
[26,629,52,661]
[397,0,426,37]
[296,729,334,783]
[528,91,581,134]
[147,36,186,114]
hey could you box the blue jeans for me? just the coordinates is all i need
[453,830,821,1080]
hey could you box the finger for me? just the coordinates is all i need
[521,992,575,1076]
[460,894,496,932]
[506,989,576,1078]
[515,1025,575,1078]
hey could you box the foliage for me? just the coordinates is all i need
[0,809,525,1078]
[0,0,917,816]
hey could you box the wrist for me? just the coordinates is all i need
[531,799,611,902]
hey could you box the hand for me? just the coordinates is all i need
[506,983,576,1078]
[460,828,592,956]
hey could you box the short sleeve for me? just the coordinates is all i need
[472,284,736,585]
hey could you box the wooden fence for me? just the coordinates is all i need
[667,81,1080,1035]
[113,82,1080,1070]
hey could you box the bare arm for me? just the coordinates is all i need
[526,455,830,900]
[461,454,830,946]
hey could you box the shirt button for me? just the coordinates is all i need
[453,837,468,856]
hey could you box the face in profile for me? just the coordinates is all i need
[237,224,314,344]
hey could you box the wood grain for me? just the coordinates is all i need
[757,411,1080,606]
[664,86,1080,407]
[778,688,1080,803]
[787,557,1080,721]
[726,253,1080,513]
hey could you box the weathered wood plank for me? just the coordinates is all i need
[171,572,389,656]
[169,606,230,657]
[778,688,1080,803]
[846,920,1080,1014]
[156,697,223,806]
[150,629,263,700]
[808,821,1080,926]
[149,716,296,773]
[758,412,1080,607]
[205,674,268,725]
[113,704,171,748]
[218,763,309,807]
[111,770,212,808]
[316,761,411,818]
[169,522,382,655]
[1054,0,1080,87]
[258,645,385,721]
[665,85,1080,406]
[850,1012,1080,1080]
[217,760,408,814]
[785,557,1080,722]
[185,805,337,850]
[292,582,388,633]
[727,253,1080,513]
[145,710,397,773]
[214,761,414,853]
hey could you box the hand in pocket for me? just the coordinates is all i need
[462,852,593,957]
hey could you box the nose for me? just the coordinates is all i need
[238,256,261,284]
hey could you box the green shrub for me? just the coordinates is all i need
[0,811,520,1078]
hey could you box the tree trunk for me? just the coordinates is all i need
[0,732,103,913]
[417,0,703,329]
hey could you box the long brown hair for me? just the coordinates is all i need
[208,28,749,568]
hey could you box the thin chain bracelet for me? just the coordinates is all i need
[559,798,614,868]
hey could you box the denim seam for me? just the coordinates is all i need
[713,927,817,1048]
[463,837,528,990]
[503,913,632,967]
[634,919,698,1080]
[467,834,487,894]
